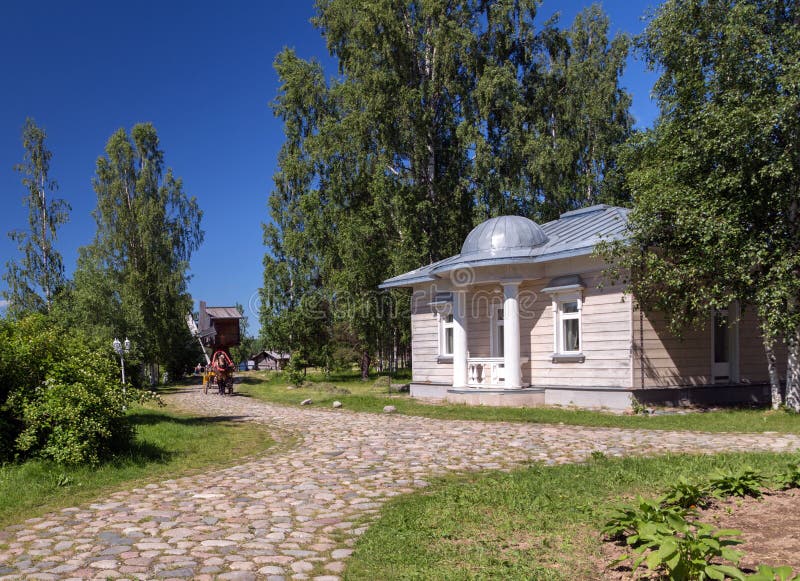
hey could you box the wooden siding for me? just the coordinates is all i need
[528,272,633,388]
[632,310,710,388]
[736,307,786,382]
[408,262,784,391]
[409,261,634,388]
[410,287,452,383]
[632,305,783,388]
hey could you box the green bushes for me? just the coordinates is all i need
[604,466,800,580]
[0,315,132,465]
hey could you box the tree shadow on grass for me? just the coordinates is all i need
[108,439,173,467]
[110,413,253,467]
[236,376,266,385]
[127,412,251,426]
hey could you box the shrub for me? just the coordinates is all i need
[660,477,712,509]
[708,467,765,499]
[372,375,392,390]
[0,315,133,465]
[775,462,800,490]
[612,519,744,580]
[603,497,694,542]
[285,356,307,387]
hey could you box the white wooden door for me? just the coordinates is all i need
[712,308,739,383]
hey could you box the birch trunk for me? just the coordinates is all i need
[787,328,800,412]
[759,321,783,409]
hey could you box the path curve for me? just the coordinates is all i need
[1,387,799,580]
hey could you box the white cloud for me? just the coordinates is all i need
[0,300,8,310]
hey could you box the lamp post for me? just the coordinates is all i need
[113,337,131,403]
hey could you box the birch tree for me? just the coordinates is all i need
[72,124,204,377]
[607,0,800,410]
[3,119,70,317]
[262,0,633,375]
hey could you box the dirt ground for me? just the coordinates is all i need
[598,488,800,579]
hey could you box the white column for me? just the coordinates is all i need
[452,290,468,388]
[503,282,521,389]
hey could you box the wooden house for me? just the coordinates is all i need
[251,350,291,371]
[198,302,242,351]
[380,205,782,411]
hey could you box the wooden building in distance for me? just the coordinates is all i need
[198,301,243,352]
[251,350,291,371]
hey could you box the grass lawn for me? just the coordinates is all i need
[237,370,800,434]
[343,451,799,580]
[0,405,275,528]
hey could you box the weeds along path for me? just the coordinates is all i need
[1,386,799,580]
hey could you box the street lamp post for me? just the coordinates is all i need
[113,337,132,403]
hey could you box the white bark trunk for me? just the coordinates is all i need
[786,328,800,412]
[760,321,783,410]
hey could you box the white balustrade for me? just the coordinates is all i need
[467,357,527,388]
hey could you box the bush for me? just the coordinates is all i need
[285,356,307,387]
[372,375,392,390]
[0,315,133,465]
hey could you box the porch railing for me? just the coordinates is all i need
[467,357,528,388]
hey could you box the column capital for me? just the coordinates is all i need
[500,279,523,289]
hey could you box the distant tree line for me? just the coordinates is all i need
[261,0,633,378]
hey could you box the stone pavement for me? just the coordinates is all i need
[2,387,799,580]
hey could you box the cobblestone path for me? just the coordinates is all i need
[2,387,799,580]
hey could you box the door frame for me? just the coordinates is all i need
[711,302,739,384]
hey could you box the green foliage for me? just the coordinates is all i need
[604,468,800,580]
[775,461,800,490]
[3,118,70,317]
[285,356,307,387]
[67,123,203,379]
[603,0,800,409]
[15,377,130,465]
[613,519,744,581]
[660,477,712,509]
[262,1,633,377]
[745,565,799,581]
[603,496,694,542]
[0,406,275,527]
[345,452,793,580]
[0,315,132,465]
[707,467,765,499]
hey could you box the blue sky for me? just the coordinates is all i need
[0,0,660,334]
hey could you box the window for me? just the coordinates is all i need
[555,297,581,354]
[492,307,504,357]
[440,313,454,357]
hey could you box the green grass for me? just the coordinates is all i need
[237,370,800,433]
[0,405,276,527]
[344,451,799,580]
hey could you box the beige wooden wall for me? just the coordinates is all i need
[632,305,779,388]
[527,272,633,388]
[632,310,710,388]
[738,307,786,382]
[410,287,452,384]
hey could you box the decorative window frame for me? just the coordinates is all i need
[439,311,455,359]
[489,305,504,357]
[553,293,583,356]
[429,292,454,363]
[542,275,586,364]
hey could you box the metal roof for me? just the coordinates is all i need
[380,204,629,289]
[461,215,548,255]
[205,306,243,319]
